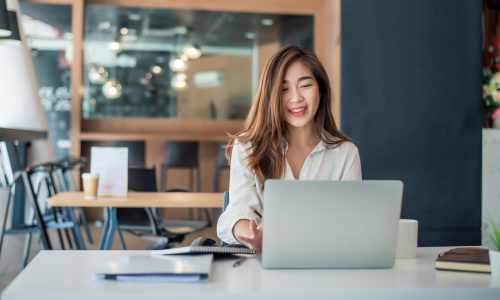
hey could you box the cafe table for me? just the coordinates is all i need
[47,192,223,250]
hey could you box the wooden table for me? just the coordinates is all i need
[47,192,224,208]
[47,192,224,250]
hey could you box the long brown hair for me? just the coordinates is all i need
[226,45,352,184]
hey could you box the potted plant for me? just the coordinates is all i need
[483,38,500,128]
[486,221,500,277]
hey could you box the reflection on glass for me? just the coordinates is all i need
[83,5,313,119]
[21,3,72,159]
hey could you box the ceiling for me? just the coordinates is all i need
[20,3,313,51]
[85,5,312,50]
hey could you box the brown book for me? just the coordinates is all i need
[435,247,491,273]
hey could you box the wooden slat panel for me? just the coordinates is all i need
[86,0,323,15]
[80,132,230,142]
[20,0,73,5]
[81,119,243,135]
[70,0,84,158]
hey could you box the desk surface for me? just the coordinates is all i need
[0,127,47,142]
[2,247,500,300]
[47,192,223,208]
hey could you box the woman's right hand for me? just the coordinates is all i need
[233,219,263,252]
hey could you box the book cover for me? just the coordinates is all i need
[435,247,491,273]
[95,254,213,282]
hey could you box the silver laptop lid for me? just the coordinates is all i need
[261,180,403,269]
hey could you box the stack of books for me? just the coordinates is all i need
[435,247,490,273]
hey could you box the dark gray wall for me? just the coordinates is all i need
[341,0,483,246]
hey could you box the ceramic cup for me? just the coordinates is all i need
[82,173,99,199]
[396,219,418,259]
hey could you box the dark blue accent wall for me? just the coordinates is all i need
[341,0,483,246]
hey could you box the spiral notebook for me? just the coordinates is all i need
[151,245,256,256]
[151,237,256,256]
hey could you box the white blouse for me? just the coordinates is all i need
[216,137,362,245]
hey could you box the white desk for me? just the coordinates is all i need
[2,247,500,300]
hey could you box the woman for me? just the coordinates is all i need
[217,45,362,251]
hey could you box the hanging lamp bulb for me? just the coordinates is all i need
[169,56,188,72]
[182,44,202,60]
[102,80,122,99]
[171,73,188,90]
[88,65,108,84]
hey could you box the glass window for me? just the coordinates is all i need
[82,5,313,120]
[21,3,72,159]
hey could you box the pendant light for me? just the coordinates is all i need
[182,43,202,60]
[0,0,11,37]
[102,80,122,99]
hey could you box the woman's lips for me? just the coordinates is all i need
[288,106,307,117]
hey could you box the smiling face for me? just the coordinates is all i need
[281,60,320,130]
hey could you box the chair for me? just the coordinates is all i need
[160,141,200,192]
[0,161,87,268]
[159,141,211,231]
[117,166,159,230]
[0,171,40,267]
[111,141,145,167]
[213,142,230,192]
[26,162,86,250]
[111,166,185,250]
[54,156,93,244]
[221,191,229,246]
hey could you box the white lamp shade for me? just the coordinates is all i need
[0,0,55,163]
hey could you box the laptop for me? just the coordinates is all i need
[261,180,403,269]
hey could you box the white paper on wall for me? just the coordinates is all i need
[482,129,500,248]
[90,147,128,197]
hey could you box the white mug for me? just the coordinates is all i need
[396,219,418,259]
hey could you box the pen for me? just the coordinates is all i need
[252,208,262,218]
[232,257,247,268]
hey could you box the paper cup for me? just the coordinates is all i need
[82,173,99,199]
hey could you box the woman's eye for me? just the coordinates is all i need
[300,84,312,88]
[282,88,289,92]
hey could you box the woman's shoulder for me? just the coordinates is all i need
[322,132,358,154]
[337,140,359,154]
[231,138,252,156]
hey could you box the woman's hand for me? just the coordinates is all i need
[233,219,263,252]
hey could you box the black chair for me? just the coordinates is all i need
[26,162,86,250]
[111,141,145,167]
[54,156,93,244]
[213,142,230,192]
[221,191,229,246]
[113,166,184,249]
[160,141,199,192]
[158,141,211,231]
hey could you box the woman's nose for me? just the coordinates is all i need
[289,87,304,103]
